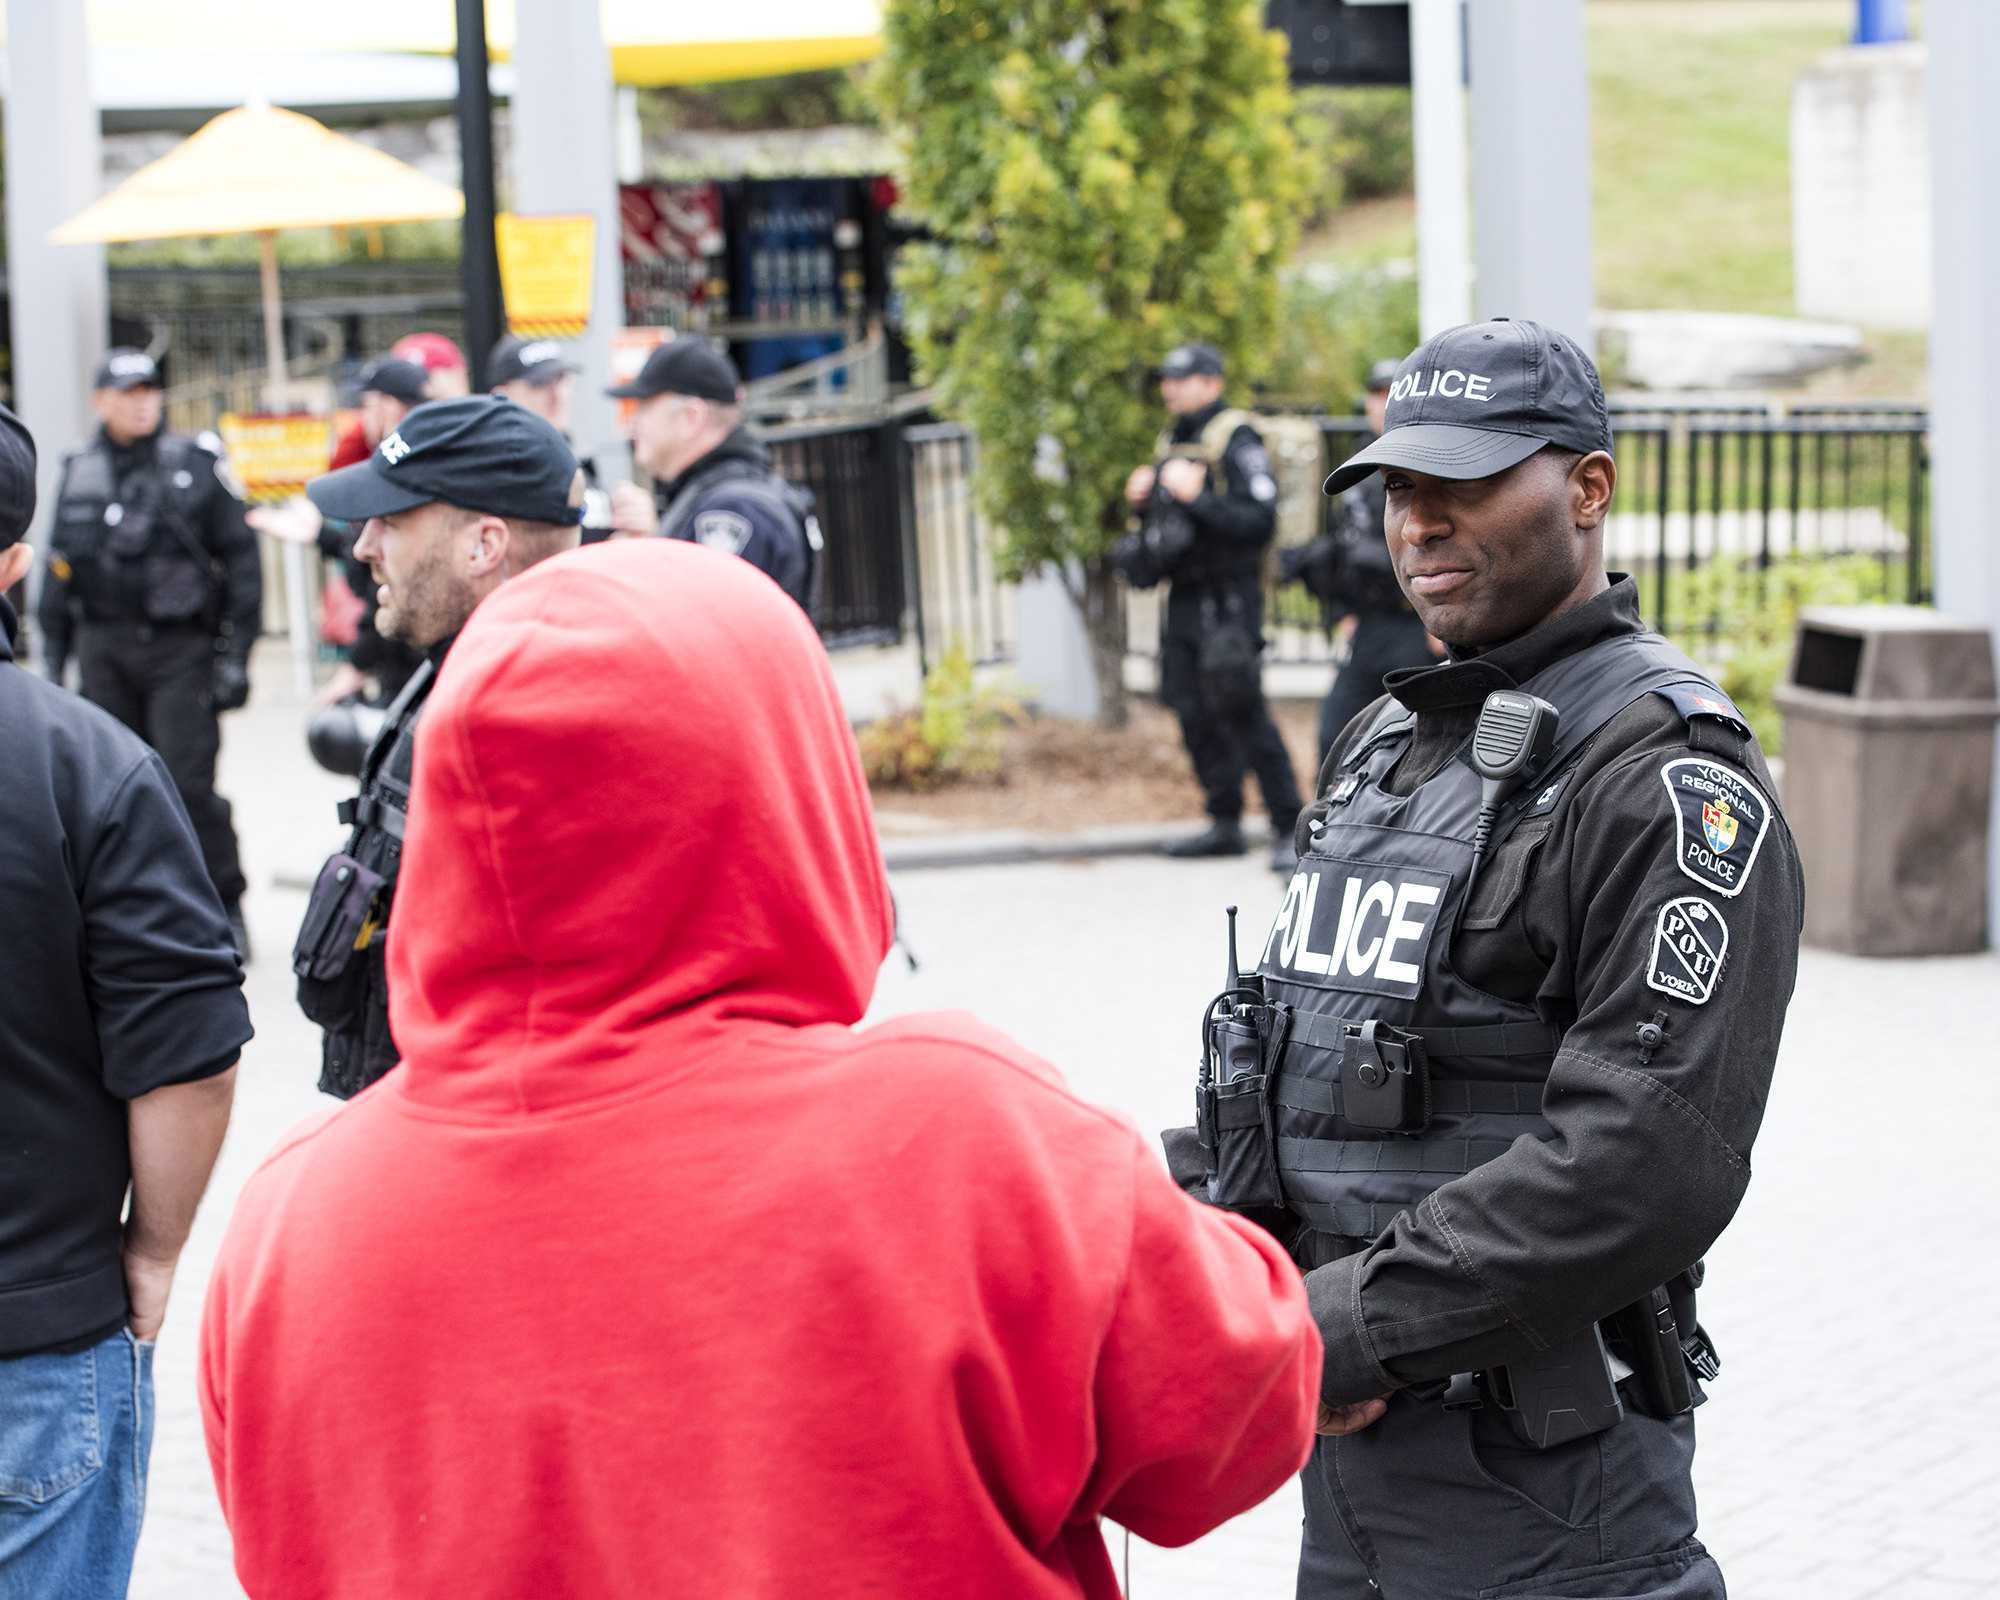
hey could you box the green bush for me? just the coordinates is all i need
[1262,262,1420,412]
[1293,86,1413,228]
[856,643,1025,791]
[1679,554,1914,754]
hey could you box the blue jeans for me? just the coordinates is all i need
[0,1330,153,1599]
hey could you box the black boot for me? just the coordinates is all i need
[1165,819,1247,859]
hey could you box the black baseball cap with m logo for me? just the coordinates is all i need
[1325,319,1612,493]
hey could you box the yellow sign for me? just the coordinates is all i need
[217,413,333,502]
[497,212,596,338]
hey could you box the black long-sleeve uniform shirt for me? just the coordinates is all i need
[1303,577,1804,1403]
[1159,401,1277,586]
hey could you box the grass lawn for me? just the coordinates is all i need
[1588,1,1851,314]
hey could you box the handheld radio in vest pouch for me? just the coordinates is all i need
[1466,691,1560,895]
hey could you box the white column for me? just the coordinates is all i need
[4,0,106,561]
[509,0,625,477]
[1927,4,2000,940]
[1410,0,1472,338]
[1467,0,1598,354]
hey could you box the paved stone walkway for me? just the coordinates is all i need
[129,643,2000,1597]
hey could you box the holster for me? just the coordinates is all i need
[292,853,386,1034]
[1198,997,1288,1210]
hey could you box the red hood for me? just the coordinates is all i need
[386,539,893,1114]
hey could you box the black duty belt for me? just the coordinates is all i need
[1272,1073,1545,1119]
[1289,1199,1422,1237]
[335,794,407,840]
[1285,1012,1563,1061]
[1278,1136,1516,1174]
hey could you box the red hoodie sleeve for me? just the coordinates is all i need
[1078,1140,1321,1547]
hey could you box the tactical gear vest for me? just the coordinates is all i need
[1217,630,1743,1246]
[292,658,436,1100]
[1153,407,1260,495]
[50,433,223,627]
[659,456,820,612]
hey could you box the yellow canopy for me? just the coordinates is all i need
[2,2,883,87]
[49,104,464,244]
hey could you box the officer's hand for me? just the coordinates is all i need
[609,482,659,538]
[1159,458,1207,503]
[1125,465,1157,506]
[1316,1395,1391,1436]
[246,495,322,546]
[212,657,251,712]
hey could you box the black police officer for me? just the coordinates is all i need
[290,398,583,1098]
[1124,341,1302,872]
[604,339,817,612]
[1167,320,1803,1600]
[38,348,262,952]
[1283,357,1440,770]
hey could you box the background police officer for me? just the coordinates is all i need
[488,334,613,541]
[1170,320,1803,1600]
[1283,357,1440,770]
[1125,341,1302,872]
[38,348,262,954]
[291,397,582,1098]
[604,340,817,612]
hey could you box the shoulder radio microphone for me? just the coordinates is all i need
[1466,690,1560,895]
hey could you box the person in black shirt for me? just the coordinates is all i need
[1123,341,1303,872]
[0,401,246,1594]
[604,340,817,611]
[37,349,263,955]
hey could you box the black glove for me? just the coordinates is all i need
[211,656,251,712]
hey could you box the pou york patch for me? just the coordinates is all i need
[1647,896,1729,1005]
[1660,758,1771,898]
[1258,857,1451,1000]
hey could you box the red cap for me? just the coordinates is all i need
[390,332,467,373]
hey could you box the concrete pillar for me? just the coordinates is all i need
[1467,0,1597,353]
[1926,0,2000,941]
[1411,0,1472,339]
[509,0,625,477]
[4,0,106,559]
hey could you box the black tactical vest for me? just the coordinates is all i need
[659,455,819,611]
[51,433,223,627]
[1204,630,1743,1248]
[292,658,437,1100]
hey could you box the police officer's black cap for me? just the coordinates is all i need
[1325,320,1612,494]
[1160,342,1225,379]
[358,357,431,406]
[0,404,37,548]
[605,338,741,403]
[1366,358,1402,392]
[489,335,578,389]
[94,347,160,392]
[305,396,584,526]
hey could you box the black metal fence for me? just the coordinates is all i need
[764,417,911,650]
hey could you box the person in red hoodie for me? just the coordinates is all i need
[199,537,1321,1597]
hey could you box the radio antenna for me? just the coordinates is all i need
[1225,905,1241,990]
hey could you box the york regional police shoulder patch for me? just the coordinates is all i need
[1660,758,1771,898]
[1647,896,1729,1005]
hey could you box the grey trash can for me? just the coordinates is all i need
[1775,606,2000,955]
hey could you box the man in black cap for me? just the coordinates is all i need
[291,397,583,1098]
[0,400,246,1592]
[1165,320,1802,1600]
[1122,340,1302,872]
[38,347,263,954]
[489,335,612,540]
[604,339,817,611]
[1282,357,1441,770]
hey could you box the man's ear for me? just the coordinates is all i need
[1571,450,1617,531]
[0,541,35,591]
[469,515,512,577]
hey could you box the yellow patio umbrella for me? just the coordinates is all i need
[50,101,465,411]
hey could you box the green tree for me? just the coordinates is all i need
[876,0,1311,725]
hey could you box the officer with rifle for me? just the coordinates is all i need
[1118,341,1303,873]
[1165,320,1803,1600]
[38,348,261,956]
[289,398,582,1099]
[1282,358,1440,771]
